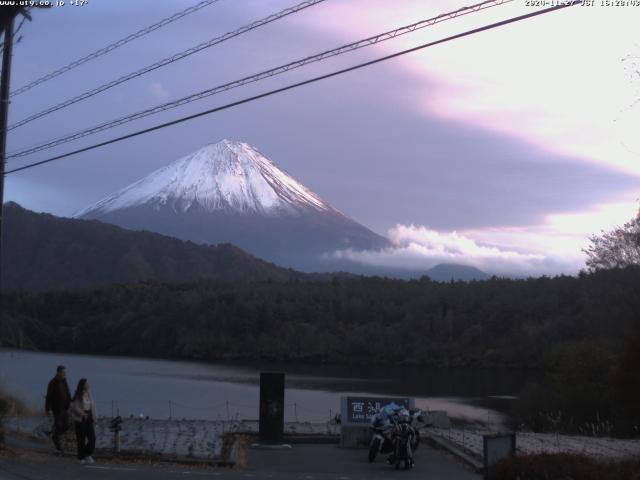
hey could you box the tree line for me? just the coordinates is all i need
[2,268,638,367]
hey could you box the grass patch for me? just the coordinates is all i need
[0,385,30,417]
[0,385,31,448]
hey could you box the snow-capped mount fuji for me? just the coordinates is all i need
[76,140,389,271]
[75,140,333,218]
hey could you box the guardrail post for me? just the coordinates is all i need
[110,413,123,454]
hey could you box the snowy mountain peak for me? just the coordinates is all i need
[75,140,333,217]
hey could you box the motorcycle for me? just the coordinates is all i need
[368,409,395,462]
[368,404,424,468]
[387,409,417,470]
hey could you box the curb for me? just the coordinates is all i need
[234,432,340,445]
[95,450,231,467]
[423,432,484,473]
[227,436,242,464]
[285,435,339,444]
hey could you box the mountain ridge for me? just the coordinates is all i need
[77,140,390,271]
[2,202,492,289]
[1,202,310,291]
[425,263,490,282]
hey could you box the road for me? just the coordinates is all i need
[0,443,480,480]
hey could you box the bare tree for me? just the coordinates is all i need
[584,207,640,271]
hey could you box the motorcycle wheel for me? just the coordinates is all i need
[368,438,381,463]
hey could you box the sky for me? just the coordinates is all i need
[4,0,640,276]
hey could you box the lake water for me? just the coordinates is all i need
[0,349,544,425]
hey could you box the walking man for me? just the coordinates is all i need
[45,365,71,452]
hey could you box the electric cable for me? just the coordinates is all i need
[7,0,513,159]
[10,0,222,97]
[7,0,326,131]
[5,2,581,176]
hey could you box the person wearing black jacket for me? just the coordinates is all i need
[45,365,71,452]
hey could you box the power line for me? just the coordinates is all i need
[5,1,581,176]
[7,0,514,160]
[9,0,222,97]
[7,0,326,132]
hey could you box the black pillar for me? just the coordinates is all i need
[258,372,285,444]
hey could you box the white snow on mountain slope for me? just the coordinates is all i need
[75,140,333,217]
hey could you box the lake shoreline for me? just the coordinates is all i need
[0,348,534,426]
[1,345,551,371]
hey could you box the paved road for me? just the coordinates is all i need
[245,443,481,479]
[0,443,480,480]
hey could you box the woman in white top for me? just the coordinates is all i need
[71,378,97,464]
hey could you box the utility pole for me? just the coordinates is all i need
[0,10,16,292]
[0,5,42,291]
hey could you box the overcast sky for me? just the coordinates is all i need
[4,0,640,275]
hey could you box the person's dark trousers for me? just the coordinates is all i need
[52,411,69,451]
[74,416,96,460]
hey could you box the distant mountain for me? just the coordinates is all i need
[1,202,306,291]
[425,263,490,282]
[76,139,389,271]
